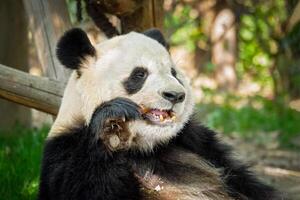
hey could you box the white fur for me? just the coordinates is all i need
[50,32,195,152]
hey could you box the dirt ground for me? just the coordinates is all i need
[226,137,300,200]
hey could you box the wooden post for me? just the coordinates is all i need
[120,0,164,33]
[23,0,72,82]
[211,7,237,89]
[0,0,32,128]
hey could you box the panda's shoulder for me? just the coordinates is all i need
[176,118,219,147]
[174,118,233,165]
[43,125,88,160]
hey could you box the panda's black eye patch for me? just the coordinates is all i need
[171,67,183,85]
[123,67,148,95]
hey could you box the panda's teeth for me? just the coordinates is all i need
[141,106,176,124]
[171,115,176,121]
[159,115,164,122]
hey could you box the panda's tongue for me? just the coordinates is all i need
[149,109,169,118]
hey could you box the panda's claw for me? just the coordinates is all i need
[101,117,132,151]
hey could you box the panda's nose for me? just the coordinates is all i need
[162,91,185,104]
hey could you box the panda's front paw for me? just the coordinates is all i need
[101,118,131,151]
[90,98,141,151]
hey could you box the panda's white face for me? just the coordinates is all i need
[51,30,194,152]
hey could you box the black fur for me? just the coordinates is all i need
[38,98,282,200]
[176,118,283,200]
[38,98,142,200]
[123,67,148,95]
[56,28,96,70]
[143,28,168,49]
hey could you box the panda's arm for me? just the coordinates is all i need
[176,119,282,200]
[38,98,143,200]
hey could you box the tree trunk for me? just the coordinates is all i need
[274,1,300,100]
[211,5,237,90]
[0,0,31,130]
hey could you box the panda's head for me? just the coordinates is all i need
[51,28,194,151]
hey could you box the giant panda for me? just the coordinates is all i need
[37,28,282,200]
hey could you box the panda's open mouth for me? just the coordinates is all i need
[140,105,176,125]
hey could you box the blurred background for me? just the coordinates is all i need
[0,0,299,199]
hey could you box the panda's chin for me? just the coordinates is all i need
[128,120,181,152]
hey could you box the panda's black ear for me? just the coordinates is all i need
[56,28,96,70]
[143,28,169,49]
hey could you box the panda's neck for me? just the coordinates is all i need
[49,73,85,138]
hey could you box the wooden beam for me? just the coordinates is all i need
[0,64,64,115]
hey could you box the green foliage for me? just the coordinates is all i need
[66,0,78,24]
[66,0,88,24]
[237,0,286,85]
[197,96,300,148]
[164,1,292,91]
[0,126,48,200]
[164,5,207,51]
